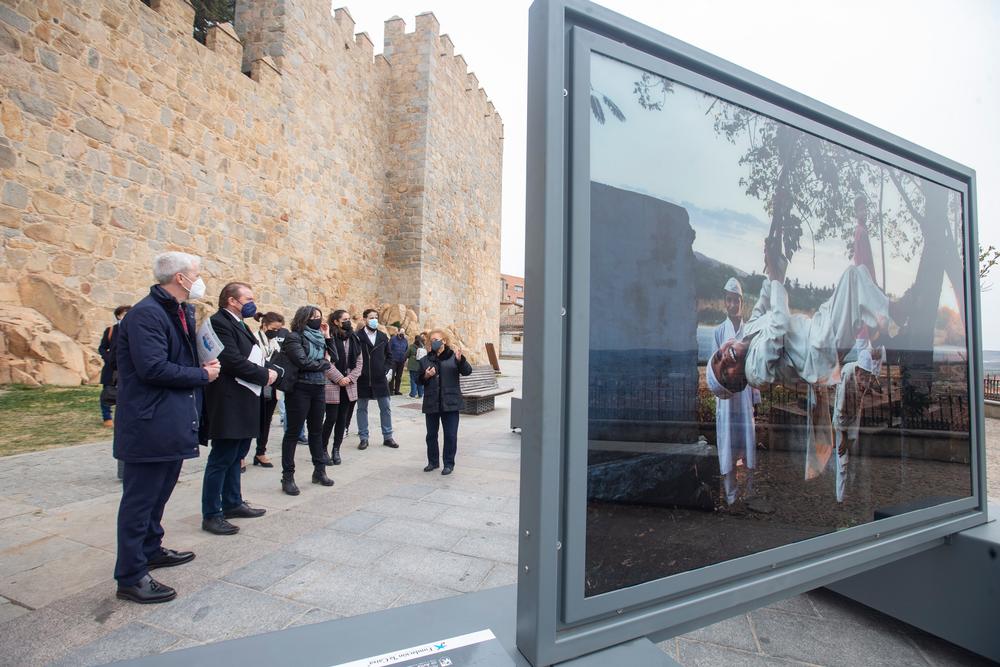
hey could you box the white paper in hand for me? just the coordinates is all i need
[385,368,393,383]
[236,344,265,397]
[196,318,224,364]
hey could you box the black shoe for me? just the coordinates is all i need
[358,439,369,450]
[383,438,399,449]
[320,454,333,466]
[147,548,195,570]
[423,464,439,472]
[202,516,240,535]
[441,467,453,476]
[282,475,300,496]
[253,455,274,468]
[223,503,266,519]
[297,437,308,444]
[332,448,342,465]
[312,466,334,487]
[117,574,176,604]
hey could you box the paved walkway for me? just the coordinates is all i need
[0,361,995,666]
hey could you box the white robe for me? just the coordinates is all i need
[712,318,759,476]
[741,265,889,479]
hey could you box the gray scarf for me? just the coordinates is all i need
[301,327,326,363]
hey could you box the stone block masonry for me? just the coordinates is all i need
[0,0,503,383]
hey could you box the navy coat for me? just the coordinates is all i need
[97,323,120,387]
[113,285,210,463]
[203,309,270,440]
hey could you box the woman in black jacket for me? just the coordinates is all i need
[278,306,335,495]
[416,329,472,475]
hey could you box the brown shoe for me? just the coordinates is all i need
[103,419,114,427]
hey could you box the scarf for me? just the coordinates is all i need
[301,327,326,363]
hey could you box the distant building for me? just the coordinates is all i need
[501,274,525,306]
[499,302,524,359]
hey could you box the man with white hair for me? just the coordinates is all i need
[707,277,760,505]
[113,252,221,604]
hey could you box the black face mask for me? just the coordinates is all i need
[306,319,322,330]
[264,329,278,340]
[341,321,353,333]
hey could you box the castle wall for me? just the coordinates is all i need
[0,0,502,383]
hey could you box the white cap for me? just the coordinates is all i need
[857,344,885,376]
[724,277,743,296]
[706,357,733,399]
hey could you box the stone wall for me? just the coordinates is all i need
[0,0,503,384]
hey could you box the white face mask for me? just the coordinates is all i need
[182,274,206,300]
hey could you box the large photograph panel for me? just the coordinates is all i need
[584,53,972,597]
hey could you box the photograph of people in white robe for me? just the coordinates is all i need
[584,54,972,597]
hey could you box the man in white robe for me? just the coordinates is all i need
[709,240,893,483]
[706,277,760,505]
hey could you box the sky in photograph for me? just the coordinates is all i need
[343,0,998,346]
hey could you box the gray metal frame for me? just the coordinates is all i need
[517,1,987,666]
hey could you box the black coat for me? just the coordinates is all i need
[356,329,392,398]
[280,331,331,387]
[204,309,271,440]
[114,285,209,463]
[416,347,472,414]
[98,323,120,386]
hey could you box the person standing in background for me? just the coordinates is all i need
[355,308,399,451]
[251,311,285,469]
[98,305,131,428]
[417,329,472,476]
[322,309,363,466]
[406,333,427,399]
[388,328,408,396]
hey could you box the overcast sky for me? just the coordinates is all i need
[346,0,999,347]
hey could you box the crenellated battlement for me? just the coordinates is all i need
[0,0,502,384]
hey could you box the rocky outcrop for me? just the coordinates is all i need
[0,304,100,386]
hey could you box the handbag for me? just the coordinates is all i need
[100,383,118,406]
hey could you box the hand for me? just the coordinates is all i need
[203,359,221,382]
[338,377,350,387]
[454,348,463,361]
[267,369,278,386]
[424,366,437,379]
[320,322,330,338]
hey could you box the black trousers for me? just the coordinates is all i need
[322,388,356,455]
[256,395,278,456]
[115,459,183,586]
[391,360,405,393]
[425,410,460,468]
[280,383,326,475]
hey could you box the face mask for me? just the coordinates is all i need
[182,275,206,300]
[341,321,353,333]
[307,318,322,331]
[431,340,443,352]
[240,301,257,319]
[367,318,378,330]
[264,329,278,340]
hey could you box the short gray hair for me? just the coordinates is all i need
[153,252,200,284]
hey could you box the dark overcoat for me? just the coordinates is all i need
[416,347,473,414]
[203,309,271,440]
[98,323,120,386]
[114,285,209,462]
[356,329,392,399]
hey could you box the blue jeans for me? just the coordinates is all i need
[100,395,113,421]
[356,395,393,441]
[425,411,460,468]
[408,371,424,398]
[201,438,251,518]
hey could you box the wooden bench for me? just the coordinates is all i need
[460,365,513,415]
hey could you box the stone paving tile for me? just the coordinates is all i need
[0,534,92,577]
[360,495,451,522]
[172,532,282,581]
[451,530,519,565]
[423,487,509,511]
[433,505,519,535]
[49,621,182,667]
[374,545,494,594]
[655,637,679,661]
[0,541,115,609]
[365,516,468,551]
[389,580,462,609]
[28,498,121,552]
[478,562,518,590]
[0,597,29,624]
[387,482,439,500]
[675,638,811,666]
[0,605,105,667]
[237,507,331,543]
[0,523,52,553]
[285,606,341,629]
[222,550,314,591]
[750,607,926,666]
[680,612,758,653]
[763,593,821,618]
[0,496,40,520]
[267,561,408,617]
[806,588,918,636]
[50,579,157,633]
[323,510,386,534]
[142,580,309,644]
[284,529,397,565]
